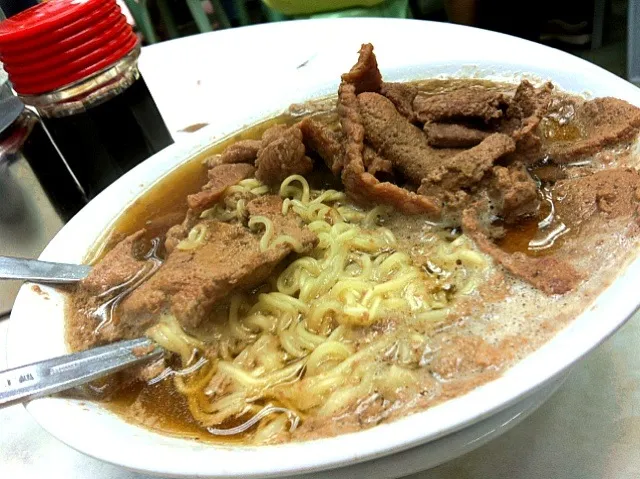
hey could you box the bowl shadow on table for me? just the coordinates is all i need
[416,311,640,479]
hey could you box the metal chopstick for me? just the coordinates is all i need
[0,338,163,408]
[0,256,91,284]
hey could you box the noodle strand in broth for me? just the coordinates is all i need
[146,174,488,444]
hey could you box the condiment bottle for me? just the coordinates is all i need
[0,83,87,314]
[0,0,174,200]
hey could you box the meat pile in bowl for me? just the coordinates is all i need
[66,44,640,445]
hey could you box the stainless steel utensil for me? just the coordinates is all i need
[0,256,90,284]
[0,257,163,408]
[0,338,163,408]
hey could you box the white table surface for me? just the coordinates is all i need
[3,18,640,479]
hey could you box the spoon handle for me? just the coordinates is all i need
[0,256,91,283]
[0,338,163,408]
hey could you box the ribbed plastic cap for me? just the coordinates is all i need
[0,0,138,95]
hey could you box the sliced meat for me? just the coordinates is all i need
[300,117,344,174]
[380,82,418,121]
[501,80,553,163]
[165,209,200,254]
[341,43,383,95]
[505,81,553,127]
[256,124,313,185]
[554,168,640,226]
[208,139,261,167]
[261,124,288,144]
[74,230,159,348]
[187,163,255,211]
[489,164,540,223]
[420,133,516,194]
[338,82,442,216]
[462,208,581,294]
[424,123,490,148]
[363,146,394,180]
[81,230,148,296]
[357,92,457,185]
[414,88,507,124]
[548,97,640,162]
[245,195,318,247]
[244,194,284,218]
[120,212,317,331]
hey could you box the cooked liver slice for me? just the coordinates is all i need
[420,133,516,193]
[260,124,289,145]
[413,88,507,124]
[209,139,261,167]
[462,208,581,294]
[245,195,318,248]
[299,117,344,175]
[489,164,540,223]
[363,145,394,180]
[500,80,553,163]
[187,163,255,211]
[81,230,148,295]
[120,208,316,330]
[554,168,640,226]
[358,91,457,185]
[120,196,316,331]
[549,98,640,162]
[339,82,442,216]
[165,209,200,254]
[341,43,382,95]
[338,43,542,226]
[380,82,418,121]
[504,81,553,129]
[424,123,490,148]
[255,124,313,185]
[75,230,156,346]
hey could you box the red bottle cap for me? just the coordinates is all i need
[0,0,139,96]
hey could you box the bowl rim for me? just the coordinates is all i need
[7,18,640,478]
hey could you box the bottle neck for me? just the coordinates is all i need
[19,45,141,118]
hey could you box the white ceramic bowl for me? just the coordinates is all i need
[7,19,640,479]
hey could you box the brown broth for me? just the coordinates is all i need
[496,185,567,256]
[92,115,301,261]
[106,380,236,443]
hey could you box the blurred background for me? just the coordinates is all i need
[108,0,635,84]
[0,0,636,83]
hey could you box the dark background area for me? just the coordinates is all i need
[0,0,634,83]
[416,0,629,81]
[146,0,634,82]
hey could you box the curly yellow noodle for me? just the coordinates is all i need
[174,364,216,395]
[146,173,489,444]
[248,216,274,251]
[279,175,310,203]
[176,224,208,251]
